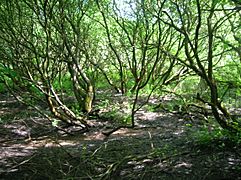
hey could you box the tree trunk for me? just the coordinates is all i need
[84,84,94,113]
[209,80,238,132]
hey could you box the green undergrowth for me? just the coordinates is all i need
[192,124,241,149]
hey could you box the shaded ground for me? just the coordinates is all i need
[0,93,241,179]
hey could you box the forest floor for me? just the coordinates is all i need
[0,92,241,180]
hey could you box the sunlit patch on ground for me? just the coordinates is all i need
[0,93,241,179]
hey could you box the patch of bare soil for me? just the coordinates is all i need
[0,93,241,180]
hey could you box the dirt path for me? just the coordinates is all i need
[0,94,241,179]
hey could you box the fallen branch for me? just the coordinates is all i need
[8,154,37,173]
[102,125,133,137]
[98,150,192,179]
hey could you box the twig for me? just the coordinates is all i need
[8,154,37,173]
[98,150,192,180]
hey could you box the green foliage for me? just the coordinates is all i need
[193,124,241,146]
[53,74,73,95]
[0,65,16,92]
[69,102,84,117]
[0,83,6,93]
[96,99,110,109]
[0,0,240,131]
[95,95,132,125]
[227,131,241,144]
[0,64,18,79]
[145,104,156,112]
[216,62,241,83]
[155,93,189,113]
[102,107,131,125]
[94,74,112,90]
[52,119,60,127]
[194,126,223,144]
[0,114,12,124]
[214,62,241,108]
[175,76,200,95]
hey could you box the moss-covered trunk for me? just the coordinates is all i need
[84,85,94,113]
[208,80,240,132]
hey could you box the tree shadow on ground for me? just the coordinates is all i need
[0,94,241,179]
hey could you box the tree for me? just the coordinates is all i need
[0,0,100,129]
[96,0,187,128]
[158,0,241,132]
[0,0,240,133]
